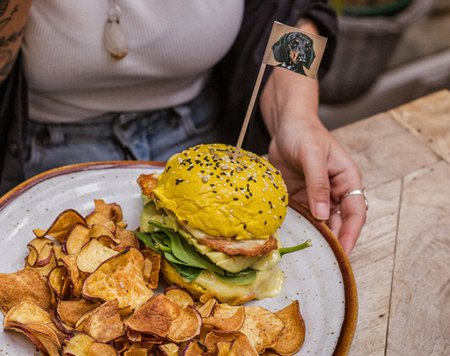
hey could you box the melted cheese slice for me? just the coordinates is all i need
[195,266,285,302]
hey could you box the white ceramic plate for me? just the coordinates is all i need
[0,162,357,355]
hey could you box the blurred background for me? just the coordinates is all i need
[319,0,450,129]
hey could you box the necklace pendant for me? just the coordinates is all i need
[105,4,128,60]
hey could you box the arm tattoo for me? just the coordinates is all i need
[0,1,25,81]
[0,1,12,17]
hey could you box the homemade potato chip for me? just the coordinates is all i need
[64,332,116,356]
[86,342,118,356]
[239,306,285,353]
[60,254,87,298]
[82,248,153,309]
[0,268,53,314]
[53,245,66,264]
[125,294,179,336]
[159,343,179,356]
[126,329,142,343]
[77,239,119,273]
[5,322,61,356]
[124,340,163,355]
[89,223,117,240]
[86,212,116,232]
[34,253,58,277]
[33,209,86,243]
[4,301,57,331]
[0,199,307,355]
[204,330,258,355]
[115,225,140,250]
[203,303,245,332]
[94,199,124,223]
[181,340,205,355]
[25,245,38,267]
[270,300,305,355]
[97,235,118,249]
[164,286,194,308]
[166,306,202,342]
[63,222,91,255]
[141,248,161,289]
[48,265,70,299]
[80,299,125,342]
[3,301,62,356]
[56,299,100,327]
[64,333,96,355]
[124,348,148,356]
[196,297,217,318]
[28,237,54,255]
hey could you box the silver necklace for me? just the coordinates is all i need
[105,0,128,59]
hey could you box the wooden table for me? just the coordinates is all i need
[331,90,450,355]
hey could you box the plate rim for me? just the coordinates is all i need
[0,160,358,355]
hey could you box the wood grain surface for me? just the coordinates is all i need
[331,90,450,356]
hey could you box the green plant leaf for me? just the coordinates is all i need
[215,269,257,286]
[136,223,259,286]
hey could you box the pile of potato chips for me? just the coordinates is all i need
[0,200,305,355]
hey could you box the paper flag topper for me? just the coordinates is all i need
[263,21,327,79]
[234,21,328,155]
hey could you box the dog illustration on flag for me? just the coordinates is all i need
[271,32,316,75]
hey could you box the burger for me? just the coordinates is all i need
[136,143,308,304]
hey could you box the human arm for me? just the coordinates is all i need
[0,0,32,83]
[259,20,366,254]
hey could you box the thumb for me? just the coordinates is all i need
[302,149,330,220]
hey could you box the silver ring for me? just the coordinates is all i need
[343,189,369,211]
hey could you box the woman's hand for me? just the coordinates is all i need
[260,67,366,253]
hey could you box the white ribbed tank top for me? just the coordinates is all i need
[22,1,244,123]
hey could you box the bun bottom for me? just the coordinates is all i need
[160,259,256,305]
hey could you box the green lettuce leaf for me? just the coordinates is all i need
[135,222,257,286]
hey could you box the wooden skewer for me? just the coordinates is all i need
[233,63,267,159]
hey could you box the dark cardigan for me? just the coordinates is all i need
[0,0,336,195]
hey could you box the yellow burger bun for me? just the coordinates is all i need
[153,144,288,240]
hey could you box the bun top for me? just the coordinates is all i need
[153,144,288,240]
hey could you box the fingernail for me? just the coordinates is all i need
[315,202,329,220]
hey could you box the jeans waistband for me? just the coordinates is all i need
[28,81,219,145]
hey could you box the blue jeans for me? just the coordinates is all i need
[24,85,222,178]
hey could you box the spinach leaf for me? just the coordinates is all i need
[170,263,202,282]
[149,221,224,275]
[215,269,257,285]
[136,223,258,286]
[135,231,171,252]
